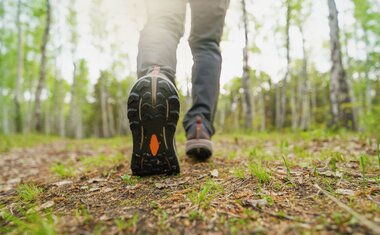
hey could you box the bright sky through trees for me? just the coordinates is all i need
[58,0,361,93]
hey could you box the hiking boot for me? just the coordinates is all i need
[185,115,213,161]
[127,66,180,176]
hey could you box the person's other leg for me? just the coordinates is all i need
[137,0,187,82]
[184,0,230,135]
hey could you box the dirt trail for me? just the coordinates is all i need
[1,135,379,234]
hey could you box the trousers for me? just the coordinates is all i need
[137,0,230,135]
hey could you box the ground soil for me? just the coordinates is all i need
[0,134,379,234]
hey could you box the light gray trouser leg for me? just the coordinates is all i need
[137,0,187,82]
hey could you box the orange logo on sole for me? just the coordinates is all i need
[150,134,159,157]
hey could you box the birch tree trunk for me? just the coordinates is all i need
[275,83,281,129]
[69,62,78,138]
[14,0,23,133]
[107,96,116,137]
[291,86,297,131]
[259,89,266,131]
[100,76,109,137]
[34,0,51,132]
[299,26,310,130]
[277,0,291,129]
[241,0,253,130]
[327,0,356,130]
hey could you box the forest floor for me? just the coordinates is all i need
[0,132,380,234]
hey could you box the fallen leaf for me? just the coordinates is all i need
[242,198,268,207]
[54,180,73,186]
[103,188,114,193]
[336,188,355,196]
[155,183,167,189]
[89,187,100,192]
[38,200,55,211]
[88,178,106,183]
[210,169,219,178]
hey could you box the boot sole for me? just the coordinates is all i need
[186,139,213,161]
[127,76,180,176]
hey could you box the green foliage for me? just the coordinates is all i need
[187,180,222,209]
[233,167,246,180]
[0,135,57,152]
[359,154,368,184]
[281,155,292,178]
[0,207,56,235]
[17,184,43,202]
[248,162,270,184]
[80,153,125,171]
[121,174,139,186]
[50,163,76,178]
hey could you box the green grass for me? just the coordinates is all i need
[187,180,222,209]
[248,162,270,184]
[281,155,291,178]
[80,153,125,171]
[17,184,43,202]
[0,207,56,235]
[0,135,58,153]
[114,213,139,233]
[50,163,76,178]
[232,167,246,180]
[360,154,368,185]
[121,174,139,186]
[377,140,380,169]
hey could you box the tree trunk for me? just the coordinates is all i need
[14,0,23,133]
[69,62,78,138]
[327,0,355,130]
[34,0,51,132]
[3,105,9,134]
[107,98,116,137]
[100,76,109,137]
[291,86,297,131]
[259,89,266,131]
[299,26,310,130]
[241,0,253,130]
[275,83,281,129]
[278,0,291,129]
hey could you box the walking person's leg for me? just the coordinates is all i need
[137,0,187,81]
[184,0,230,160]
[128,0,186,176]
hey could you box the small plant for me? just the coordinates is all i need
[187,180,222,209]
[75,205,92,224]
[115,218,127,232]
[248,162,270,184]
[188,210,204,221]
[359,154,367,184]
[248,148,257,160]
[281,155,291,178]
[126,213,139,231]
[0,207,56,234]
[17,184,43,202]
[377,140,380,169]
[80,153,125,171]
[329,152,344,172]
[233,167,246,180]
[50,163,76,178]
[227,151,237,160]
[121,174,139,186]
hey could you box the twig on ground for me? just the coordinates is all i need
[80,198,90,212]
[224,177,251,198]
[253,206,305,223]
[367,195,380,207]
[313,183,380,234]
